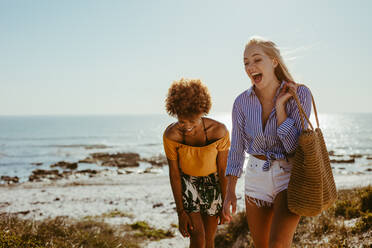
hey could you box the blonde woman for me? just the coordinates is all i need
[223,38,312,248]
[163,79,230,248]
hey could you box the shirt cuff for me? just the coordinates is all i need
[225,164,243,178]
[277,117,295,138]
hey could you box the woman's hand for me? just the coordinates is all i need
[218,209,229,225]
[222,190,237,223]
[276,81,298,108]
[178,210,193,237]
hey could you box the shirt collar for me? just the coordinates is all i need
[247,80,286,97]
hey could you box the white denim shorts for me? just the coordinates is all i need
[244,155,292,207]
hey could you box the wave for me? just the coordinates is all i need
[0,136,116,141]
[0,162,27,167]
[42,144,114,149]
[141,143,162,147]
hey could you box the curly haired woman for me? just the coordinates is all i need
[163,78,230,248]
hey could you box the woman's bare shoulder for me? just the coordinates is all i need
[204,117,228,140]
[164,123,183,143]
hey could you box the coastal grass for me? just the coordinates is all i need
[82,209,135,220]
[0,213,174,248]
[130,221,174,240]
[215,185,372,248]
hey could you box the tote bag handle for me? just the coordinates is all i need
[289,84,320,131]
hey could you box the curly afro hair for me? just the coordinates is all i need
[165,78,212,117]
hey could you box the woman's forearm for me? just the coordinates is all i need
[168,165,184,213]
[226,175,238,195]
[276,103,287,127]
[217,151,229,201]
[219,170,227,202]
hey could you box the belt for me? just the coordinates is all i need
[252,154,267,161]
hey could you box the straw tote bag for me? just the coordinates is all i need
[287,85,337,216]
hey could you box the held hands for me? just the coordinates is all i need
[222,190,237,223]
[276,81,298,108]
[218,209,229,225]
[178,210,193,237]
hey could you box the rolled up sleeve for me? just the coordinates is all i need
[277,86,312,154]
[226,99,246,177]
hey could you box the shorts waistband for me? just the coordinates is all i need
[252,154,267,161]
[249,155,289,168]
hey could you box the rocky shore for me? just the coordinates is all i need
[1,149,371,185]
[0,152,168,184]
[0,150,371,247]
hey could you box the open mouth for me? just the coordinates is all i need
[252,73,263,84]
[183,127,194,133]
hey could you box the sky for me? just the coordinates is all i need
[1,0,371,115]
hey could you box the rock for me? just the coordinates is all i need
[78,157,96,164]
[31,162,43,166]
[16,210,30,215]
[350,154,363,158]
[141,154,168,167]
[62,171,73,176]
[330,158,355,164]
[102,161,118,167]
[76,169,98,175]
[91,152,140,168]
[84,144,112,150]
[153,203,164,208]
[0,202,11,208]
[50,161,78,170]
[0,176,19,184]
[29,169,61,182]
[142,167,153,174]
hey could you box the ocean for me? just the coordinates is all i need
[0,113,372,183]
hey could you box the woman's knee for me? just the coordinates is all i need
[205,236,215,248]
[269,237,290,248]
[190,227,206,247]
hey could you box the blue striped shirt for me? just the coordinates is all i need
[226,82,312,177]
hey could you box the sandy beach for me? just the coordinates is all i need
[1,164,371,247]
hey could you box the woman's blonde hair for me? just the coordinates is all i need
[245,37,294,82]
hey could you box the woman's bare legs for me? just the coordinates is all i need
[187,212,219,248]
[202,214,219,248]
[269,190,300,248]
[188,212,205,248]
[245,196,274,248]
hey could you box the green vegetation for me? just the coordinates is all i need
[215,186,372,248]
[101,209,134,218]
[130,221,174,240]
[82,209,134,221]
[214,212,252,247]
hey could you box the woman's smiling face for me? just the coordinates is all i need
[244,45,278,89]
[177,113,203,135]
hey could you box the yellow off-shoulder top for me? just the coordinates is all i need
[163,132,230,176]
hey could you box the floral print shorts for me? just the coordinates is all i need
[181,172,222,216]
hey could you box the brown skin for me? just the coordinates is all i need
[223,45,300,248]
[164,114,229,248]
